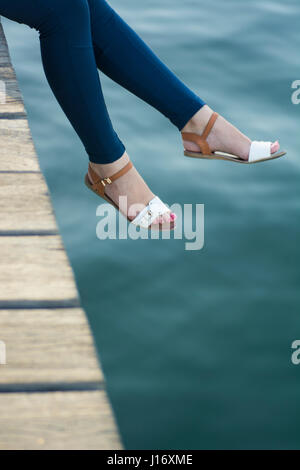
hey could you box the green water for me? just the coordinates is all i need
[3,0,300,449]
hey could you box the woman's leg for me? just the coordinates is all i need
[87,0,279,160]
[0,0,125,164]
[0,0,174,222]
[87,0,205,131]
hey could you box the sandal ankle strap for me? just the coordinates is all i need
[181,112,219,155]
[88,160,133,196]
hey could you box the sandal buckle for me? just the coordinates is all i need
[101,177,112,187]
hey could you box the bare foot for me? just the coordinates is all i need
[181,105,280,160]
[89,152,176,225]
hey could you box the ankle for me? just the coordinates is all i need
[90,151,129,178]
[181,104,214,134]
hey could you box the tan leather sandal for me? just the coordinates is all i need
[182,112,286,164]
[85,161,175,231]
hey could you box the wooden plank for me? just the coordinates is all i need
[0,19,123,449]
[0,172,57,233]
[0,119,40,172]
[0,65,25,114]
[0,21,25,113]
[0,309,103,385]
[0,391,122,450]
[0,21,12,67]
[0,21,39,171]
[0,235,79,306]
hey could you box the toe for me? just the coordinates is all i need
[153,215,166,225]
[153,212,176,225]
[163,212,176,224]
[271,141,280,154]
[161,214,170,224]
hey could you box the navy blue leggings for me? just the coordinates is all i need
[0,0,205,163]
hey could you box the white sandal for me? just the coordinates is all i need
[85,161,175,230]
[182,112,286,164]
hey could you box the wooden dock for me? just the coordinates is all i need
[0,19,123,450]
